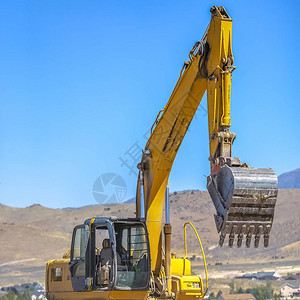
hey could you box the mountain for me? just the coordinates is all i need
[278,168,300,188]
[0,189,299,287]
[125,197,135,203]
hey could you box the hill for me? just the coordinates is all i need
[278,168,300,188]
[0,189,299,286]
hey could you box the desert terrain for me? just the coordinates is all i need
[0,189,299,293]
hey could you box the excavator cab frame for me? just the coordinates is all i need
[69,217,151,293]
[69,224,86,291]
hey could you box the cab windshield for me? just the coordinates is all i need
[114,223,149,290]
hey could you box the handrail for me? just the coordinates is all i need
[184,222,208,296]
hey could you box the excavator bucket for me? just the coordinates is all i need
[207,165,278,248]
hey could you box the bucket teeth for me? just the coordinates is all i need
[207,165,278,248]
[219,234,225,247]
[237,235,243,248]
[264,234,269,247]
[237,224,246,248]
[246,225,255,248]
[254,225,263,248]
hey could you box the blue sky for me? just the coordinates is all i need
[0,0,299,208]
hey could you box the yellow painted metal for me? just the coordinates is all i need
[137,6,234,276]
[172,275,205,299]
[46,259,148,300]
[45,259,74,294]
[47,290,148,300]
[171,258,191,276]
[62,249,71,259]
[183,222,208,296]
[137,55,206,274]
[206,8,234,158]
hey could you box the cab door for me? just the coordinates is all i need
[88,220,116,291]
[69,225,86,291]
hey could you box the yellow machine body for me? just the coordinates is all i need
[46,259,149,300]
[46,6,277,300]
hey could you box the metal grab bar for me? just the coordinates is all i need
[183,222,208,296]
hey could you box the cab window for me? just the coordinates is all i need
[71,226,86,277]
[95,226,111,289]
[115,223,149,290]
[73,227,86,259]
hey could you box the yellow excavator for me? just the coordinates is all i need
[45,6,278,300]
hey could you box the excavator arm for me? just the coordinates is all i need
[136,6,278,276]
[136,43,206,274]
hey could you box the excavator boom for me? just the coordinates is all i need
[136,7,278,269]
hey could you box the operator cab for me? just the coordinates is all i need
[69,217,151,292]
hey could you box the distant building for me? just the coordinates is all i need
[257,271,281,280]
[283,275,300,281]
[217,294,255,300]
[280,283,300,298]
[0,291,8,297]
[235,271,281,281]
[0,282,46,299]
